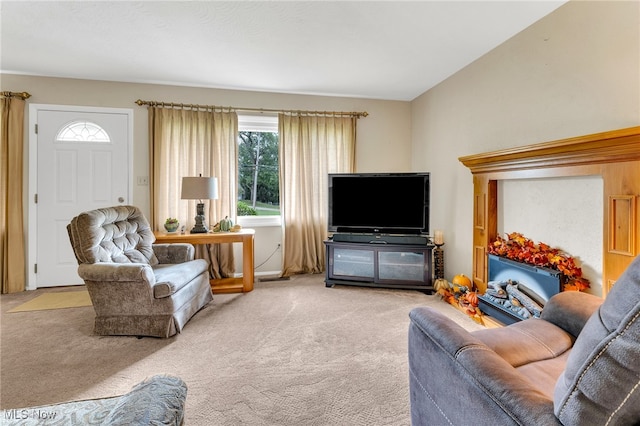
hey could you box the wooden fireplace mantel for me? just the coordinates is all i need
[459,126,640,295]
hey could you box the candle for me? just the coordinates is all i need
[434,230,444,245]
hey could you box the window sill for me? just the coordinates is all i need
[237,215,281,228]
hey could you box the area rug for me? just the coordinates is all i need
[8,290,92,313]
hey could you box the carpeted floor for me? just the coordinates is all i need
[0,274,483,425]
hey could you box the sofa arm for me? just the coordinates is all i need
[540,291,602,338]
[78,263,155,284]
[153,243,195,264]
[408,307,561,426]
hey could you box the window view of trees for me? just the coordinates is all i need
[238,131,280,216]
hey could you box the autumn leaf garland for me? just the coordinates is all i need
[488,232,591,292]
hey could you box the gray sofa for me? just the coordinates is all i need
[409,254,640,425]
[0,375,186,425]
[67,205,213,338]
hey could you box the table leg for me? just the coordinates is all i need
[242,235,255,292]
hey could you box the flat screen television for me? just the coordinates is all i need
[328,172,430,235]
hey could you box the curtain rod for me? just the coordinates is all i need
[1,91,31,100]
[135,99,368,118]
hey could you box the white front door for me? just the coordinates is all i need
[29,106,132,288]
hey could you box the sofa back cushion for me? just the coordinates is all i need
[554,254,640,425]
[67,205,158,266]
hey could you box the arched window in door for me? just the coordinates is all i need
[56,120,110,142]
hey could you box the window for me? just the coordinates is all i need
[237,114,280,226]
[56,120,110,142]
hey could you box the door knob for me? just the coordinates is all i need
[118,197,125,203]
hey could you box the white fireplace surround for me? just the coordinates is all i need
[500,176,603,295]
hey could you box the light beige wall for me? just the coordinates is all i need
[3,75,412,216]
[1,74,411,276]
[411,0,640,291]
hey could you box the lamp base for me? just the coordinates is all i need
[190,202,209,234]
[190,225,208,234]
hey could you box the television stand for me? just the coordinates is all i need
[324,240,434,292]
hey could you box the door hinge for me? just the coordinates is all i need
[34,123,38,134]
[34,264,37,274]
[34,193,38,203]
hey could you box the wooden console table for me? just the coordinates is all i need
[154,229,255,294]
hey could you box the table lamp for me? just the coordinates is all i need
[181,175,218,233]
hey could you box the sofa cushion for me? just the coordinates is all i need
[153,259,209,298]
[473,318,574,368]
[103,375,187,425]
[516,350,571,399]
[0,396,120,425]
[554,254,640,425]
[0,375,186,426]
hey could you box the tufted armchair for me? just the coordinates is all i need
[409,254,640,425]
[67,205,213,338]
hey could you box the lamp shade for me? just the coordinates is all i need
[181,176,219,200]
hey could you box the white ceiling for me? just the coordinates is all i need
[1,1,567,101]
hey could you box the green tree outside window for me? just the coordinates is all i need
[238,131,280,216]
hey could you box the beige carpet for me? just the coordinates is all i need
[0,274,483,425]
[7,290,92,312]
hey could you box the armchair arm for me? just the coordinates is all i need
[408,307,561,425]
[77,263,161,316]
[540,291,603,338]
[78,263,155,284]
[152,243,195,264]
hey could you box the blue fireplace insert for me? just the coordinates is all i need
[479,254,562,324]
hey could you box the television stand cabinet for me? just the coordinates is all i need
[324,240,434,292]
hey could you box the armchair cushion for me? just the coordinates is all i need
[153,243,195,264]
[153,259,209,299]
[67,205,158,265]
[554,255,640,425]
